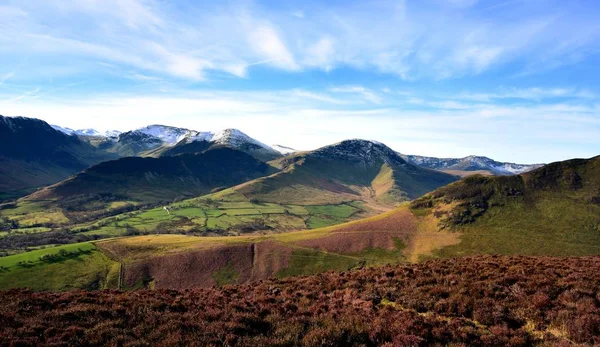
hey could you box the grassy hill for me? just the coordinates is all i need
[2,155,600,291]
[13,147,276,223]
[410,155,600,258]
[233,140,458,205]
[0,139,455,244]
[2,255,599,346]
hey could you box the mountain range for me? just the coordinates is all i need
[1,114,599,301]
[0,115,545,202]
[399,153,543,176]
[55,121,543,174]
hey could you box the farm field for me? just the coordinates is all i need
[0,190,371,240]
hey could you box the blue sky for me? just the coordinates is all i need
[0,0,599,163]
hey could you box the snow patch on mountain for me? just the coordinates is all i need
[133,125,194,145]
[400,153,543,175]
[51,125,75,135]
[52,125,121,138]
[272,144,296,155]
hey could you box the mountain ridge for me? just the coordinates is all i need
[400,153,543,175]
[0,115,117,199]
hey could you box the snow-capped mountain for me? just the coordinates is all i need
[399,154,543,175]
[52,125,121,138]
[174,128,282,161]
[90,124,282,161]
[272,144,296,155]
[133,125,195,145]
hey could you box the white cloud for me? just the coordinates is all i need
[247,23,298,71]
[304,37,336,71]
[330,85,382,104]
[1,0,597,81]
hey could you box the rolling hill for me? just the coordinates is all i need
[0,139,458,239]
[0,115,117,200]
[2,155,600,294]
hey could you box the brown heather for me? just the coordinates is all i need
[1,255,599,346]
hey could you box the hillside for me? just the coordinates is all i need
[1,255,599,346]
[2,156,600,293]
[410,155,600,258]
[400,153,542,176]
[233,140,458,205]
[0,116,116,200]
[27,147,277,209]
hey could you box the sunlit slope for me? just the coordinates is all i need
[89,203,461,290]
[410,155,600,258]
[234,140,457,205]
[0,203,447,290]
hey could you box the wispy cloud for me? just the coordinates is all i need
[1,0,598,81]
[330,85,382,104]
[0,0,598,163]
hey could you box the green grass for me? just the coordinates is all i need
[305,203,359,229]
[71,196,366,235]
[305,204,358,218]
[0,243,117,291]
[283,205,309,215]
[0,201,46,216]
[276,248,359,278]
[433,195,600,258]
[0,242,96,268]
[353,237,407,265]
[212,262,240,286]
[171,207,206,218]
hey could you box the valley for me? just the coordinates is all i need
[2,2,598,345]
[2,153,599,292]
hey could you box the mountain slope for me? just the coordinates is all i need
[0,116,116,199]
[409,155,600,258]
[232,140,458,205]
[400,153,543,175]
[29,147,278,204]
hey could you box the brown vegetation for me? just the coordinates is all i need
[118,241,294,289]
[1,255,599,346]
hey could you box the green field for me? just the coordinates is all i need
[1,189,369,241]
[0,242,118,291]
[74,191,367,236]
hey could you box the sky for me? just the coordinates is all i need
[0,0,599,164]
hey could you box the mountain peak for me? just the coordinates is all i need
[313,139,406,166]
[133,124,194,145]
